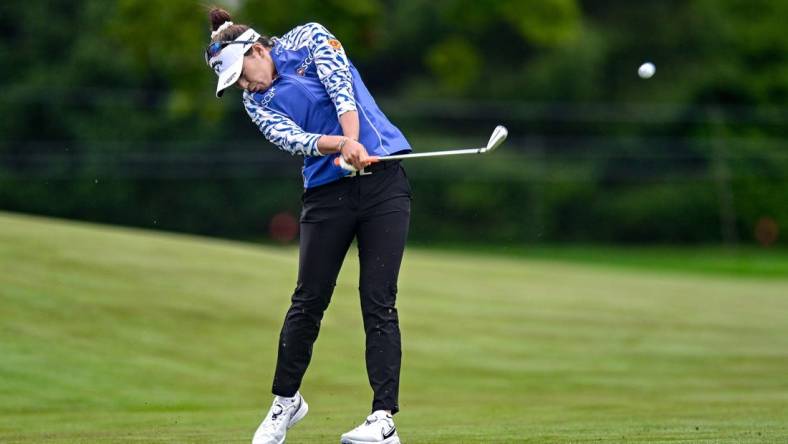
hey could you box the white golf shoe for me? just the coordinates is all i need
[340,410,400,444]
[252,392,308,444]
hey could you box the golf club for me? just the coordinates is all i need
[335,125,508,172]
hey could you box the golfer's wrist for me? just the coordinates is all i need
[337,137,349,156]
[316,135,347,155]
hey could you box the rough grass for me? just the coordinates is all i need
[1,212,787,443]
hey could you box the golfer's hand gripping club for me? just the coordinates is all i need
[336,156,358,172]
[335,138,377,172]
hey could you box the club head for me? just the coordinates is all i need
[483,125,508,153]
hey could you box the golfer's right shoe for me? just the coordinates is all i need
[251,392,308,444]
[340,410,400,444]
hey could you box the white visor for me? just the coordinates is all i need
[207,28,261,98]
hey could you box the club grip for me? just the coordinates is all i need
[333,156,357,172]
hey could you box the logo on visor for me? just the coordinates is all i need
[211,60,223,75]
[222,73,237,87]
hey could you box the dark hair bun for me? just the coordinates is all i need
[209,8,233,31]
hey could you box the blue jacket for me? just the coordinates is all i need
[243,23,411,188]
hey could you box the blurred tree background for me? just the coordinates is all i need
[1,0,786,246]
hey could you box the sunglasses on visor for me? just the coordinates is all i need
[204,40,258,64]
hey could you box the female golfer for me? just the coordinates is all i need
[206,8,410,444]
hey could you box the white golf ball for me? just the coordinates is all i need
[638,62,656,79]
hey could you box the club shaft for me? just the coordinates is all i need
[377,147,485,161]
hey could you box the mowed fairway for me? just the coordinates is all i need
[1,212,787,443]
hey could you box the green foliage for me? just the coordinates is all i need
[498,0,582,47]
[1,0,787,245]
[425,37,482,94]
[241,0,384,58]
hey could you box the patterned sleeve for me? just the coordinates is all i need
[243,93,323,157]
[299,23,357,117]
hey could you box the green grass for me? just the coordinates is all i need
[417,243,788,279]
[1,211,787,443]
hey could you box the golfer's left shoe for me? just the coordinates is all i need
[340,410,400,444]
[252,392,308,444]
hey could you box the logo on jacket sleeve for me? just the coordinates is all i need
[328,39,342,51]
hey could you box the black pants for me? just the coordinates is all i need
[272,161,411,414]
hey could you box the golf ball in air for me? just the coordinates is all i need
[638,62,656,79]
